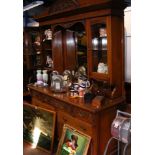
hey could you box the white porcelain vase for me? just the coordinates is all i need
[42,70,48,83]
[36,70,42,81]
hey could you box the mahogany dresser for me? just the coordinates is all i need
[28,84,125,155]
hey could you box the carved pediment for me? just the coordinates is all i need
[48,0,79,15]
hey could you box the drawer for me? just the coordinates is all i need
[72,108,94,124]
[32,97,56,111]
[58,111,93,136]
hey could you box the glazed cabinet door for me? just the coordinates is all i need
[86,15,124,97]
[24,28,43,70]
[86,17,110,81]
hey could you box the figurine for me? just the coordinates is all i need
[63,70,72,87]
[34,36,41,46]
[75,66,87,79]
[44,29,52,40]
[99,27,107,50]
[99,27,107,37]
[46,55,53,68]
[42,70,48,86]
[97,62,108,74]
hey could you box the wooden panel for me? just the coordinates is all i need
[107,15,125,97]
[58,111,93,136]
[98,106,117,155]
[57,111,95,155]
[30,88,96,124]
[48,0,79,15]
[38,9,113,26]
[64,30,76,70]
[78,0,125,8]
[35,0,126,25]
[29,84,125,113]
[32,97,56,111]
[52,30,64,73]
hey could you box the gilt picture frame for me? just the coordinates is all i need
[56,124,91,155]
[23,103,56,153]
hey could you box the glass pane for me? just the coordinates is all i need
[69,22,87,70]
[76,31,87,68]
[91,22,108,74]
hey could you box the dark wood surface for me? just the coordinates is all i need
[28,84,125,155]
[64,29,76,71]
[52,29,77,73]
[28,84,125,113]
[34,0,127,24]
[52,30,64,73]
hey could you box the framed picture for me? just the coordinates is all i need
[56,124,91,155]
[23,103,56,153]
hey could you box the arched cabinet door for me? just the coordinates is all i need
[52,29,76,73]
[64,29,76,71]
[52,21,86,73]
[52,30,64,73]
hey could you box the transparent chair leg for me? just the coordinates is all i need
[123,143,129,155]
[103,137,114,155]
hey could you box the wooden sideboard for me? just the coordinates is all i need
[24,1,130,154]
[28,84,125,155]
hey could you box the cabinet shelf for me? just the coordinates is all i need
[44,67,53,71]
[92,49,107,51]
[90,72,109,81]
[44,48,52,51]
[23,52,43,56]
[43,39,52,42]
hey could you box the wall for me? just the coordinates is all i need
[23,14,39,27]
[124,6,131,83]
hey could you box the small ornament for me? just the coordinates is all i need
[46,56,53,68]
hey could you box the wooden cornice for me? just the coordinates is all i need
[34,0,128,23]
